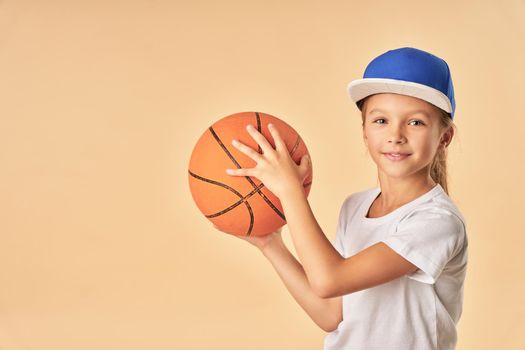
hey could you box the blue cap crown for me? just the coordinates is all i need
[348,47,456,118]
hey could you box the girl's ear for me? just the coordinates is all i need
[440,126,454,148]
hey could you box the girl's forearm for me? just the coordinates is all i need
[261,239,341,332]
[279,183,343,297]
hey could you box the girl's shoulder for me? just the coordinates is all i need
[340,187,378,210]
[400,188,467,231]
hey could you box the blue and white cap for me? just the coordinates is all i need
[347,47,456,118]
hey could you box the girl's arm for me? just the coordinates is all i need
[280,184,418,299]
[261,235,342,332]
[227,124,418,299]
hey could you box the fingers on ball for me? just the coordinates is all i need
[232,139,262,161]
[268,124,287,151]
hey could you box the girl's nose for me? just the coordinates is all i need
[387,126,407,144]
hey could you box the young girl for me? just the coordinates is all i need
[221,47,468,350]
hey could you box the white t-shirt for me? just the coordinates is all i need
[324,184,468,350]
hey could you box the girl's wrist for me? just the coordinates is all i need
[261,235,286,256]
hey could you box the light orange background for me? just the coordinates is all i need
[1,1,523,349]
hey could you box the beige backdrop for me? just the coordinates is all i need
[1,0,524,349]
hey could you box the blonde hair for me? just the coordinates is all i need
[357,96,456,195]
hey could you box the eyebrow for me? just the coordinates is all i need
[368,108,431,118]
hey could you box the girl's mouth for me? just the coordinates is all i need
[383,153,411,161]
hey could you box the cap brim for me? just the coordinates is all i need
[347,78,452,114]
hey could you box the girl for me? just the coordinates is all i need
[221,47,468,350]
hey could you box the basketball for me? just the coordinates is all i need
[188,111,313,236]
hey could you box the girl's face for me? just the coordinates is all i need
[362,93,452,181]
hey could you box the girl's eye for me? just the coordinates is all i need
[372,119,425,125]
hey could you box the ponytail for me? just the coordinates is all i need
[430,108,455,195]
[430,144,449,194]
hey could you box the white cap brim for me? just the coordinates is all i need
[347,78,453,114]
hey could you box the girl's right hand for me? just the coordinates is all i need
[212,224,284,251]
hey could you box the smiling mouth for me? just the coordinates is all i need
[383,153,411,161]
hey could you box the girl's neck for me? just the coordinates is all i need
[375,176,437,210]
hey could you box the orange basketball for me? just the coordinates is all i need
[188,111,313,236]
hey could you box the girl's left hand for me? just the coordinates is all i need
[225,123,311,199]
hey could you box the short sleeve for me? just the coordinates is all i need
[330,195,354,257]
[381,206,466,284]
[331,230,345,257]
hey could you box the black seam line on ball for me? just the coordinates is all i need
[193,167,311,217]
[188,170,255,236]
[206,183,266,218]
[190,170,267,219]
[208,124,286,222]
